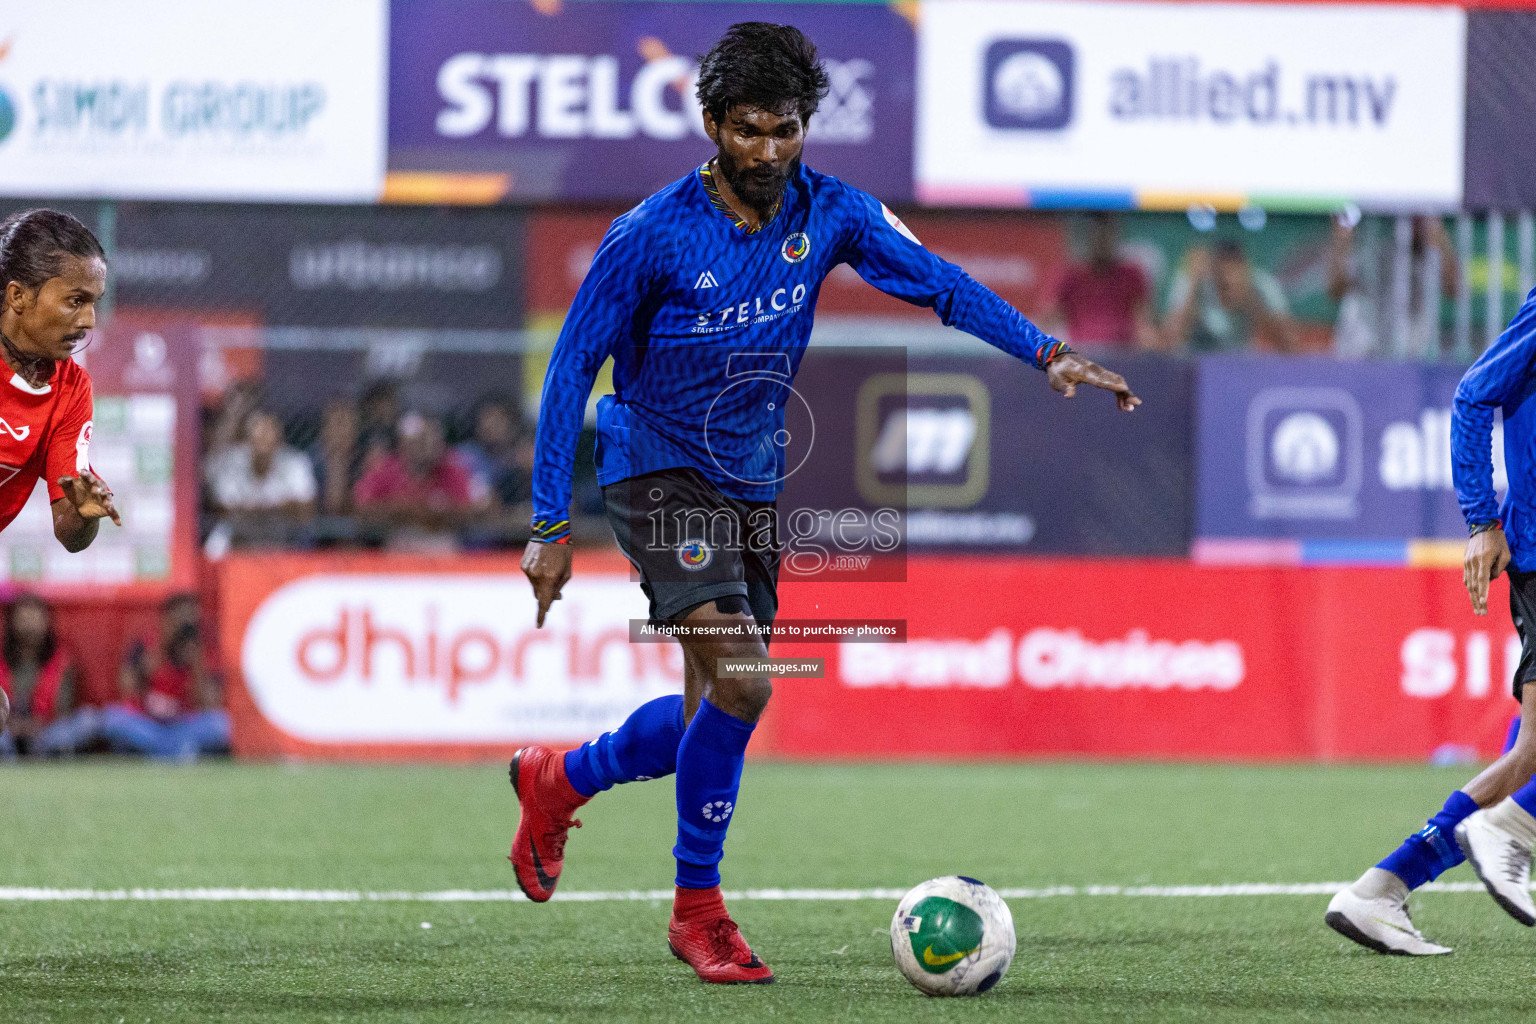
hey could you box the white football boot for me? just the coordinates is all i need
[1325,885,1453,956]
[1457,806,1536,927]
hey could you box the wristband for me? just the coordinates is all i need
[1469,519,1503,537]
[530,518,572,544]
[1037,339,1072,370]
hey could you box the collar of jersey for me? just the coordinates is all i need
[698,161,782,235]
[7,372,50,395]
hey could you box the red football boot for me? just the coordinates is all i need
[668,886,775,984]
[508,746,589,902]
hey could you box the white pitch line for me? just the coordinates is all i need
[0,882,1502,903]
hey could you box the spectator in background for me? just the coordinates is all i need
[0,594,96,757]
[1162,239,1298,353]
[1329,214,1458,360]
[356,380,402,478]
[312,398,361,516]
[354,412,486,546]
[456,395,534,510]
[1047,213,1158,349]
[102,593,229,760]
[206,410,317,519]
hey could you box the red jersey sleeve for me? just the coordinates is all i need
[44,372,96,503]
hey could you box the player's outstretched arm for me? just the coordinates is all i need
[1046,352,1141,412]
[837,186,1140,411]
[52,470,121,552]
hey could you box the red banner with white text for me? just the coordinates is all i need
[220,553,1519,762]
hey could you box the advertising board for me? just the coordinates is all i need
[917,0,1465,209]
[222,552,1519,762]
[0,0,387,201]
[1194,356,1484,558]
[388,0,915,202]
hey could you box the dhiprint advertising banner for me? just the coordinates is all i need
[917,0,1465,209]
[387,0,916,203]
[222,552,1519,763]
[0,0,388,201]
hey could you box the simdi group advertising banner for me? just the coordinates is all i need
[917,0,1465,208]
[0,0,387,201]
[387,0,915,202]
[1194,356,1482,559]
[223,553,1516,762]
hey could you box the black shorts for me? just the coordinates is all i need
[603,467,780,628]
[1511,569,1536,702]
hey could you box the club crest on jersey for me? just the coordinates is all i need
[780,232,811,264]
[677,539,713,571]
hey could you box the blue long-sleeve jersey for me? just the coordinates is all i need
[1453,287,1536,569]
[530,162,1067,539]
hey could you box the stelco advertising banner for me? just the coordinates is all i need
[387,0,916,202]
[917,0,1466,209]
[1194,355,1487,557]
[0,0,388,201]
[222,553,1519,762]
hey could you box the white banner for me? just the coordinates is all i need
[917,0,1465,207]
[241,573,682,744]
[0,0,387,201]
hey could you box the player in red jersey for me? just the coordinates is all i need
[0,209,120,738]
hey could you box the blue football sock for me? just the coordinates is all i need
[563,695,686,798]
[1377,790,1479,890]
[1505,716,1523,756]
[673,698,756,889]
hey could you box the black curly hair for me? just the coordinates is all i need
[0,209,105,293]
[695,23,831,126]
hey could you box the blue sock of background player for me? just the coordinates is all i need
[563,695,687,796]
[1366,714,1527,895]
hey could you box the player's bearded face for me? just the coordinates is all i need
[712,105,805,213]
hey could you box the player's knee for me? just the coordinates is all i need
[710,672,772,720]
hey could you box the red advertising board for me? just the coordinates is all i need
[221,552,1518,763]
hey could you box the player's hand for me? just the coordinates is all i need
[522,540,573,628]
[1465,527,1512,616]
[58,471,122,526]
[1047,353,1141,411]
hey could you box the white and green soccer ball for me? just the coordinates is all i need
[889,876,1015,996]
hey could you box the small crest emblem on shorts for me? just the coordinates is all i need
[677,540,713,571]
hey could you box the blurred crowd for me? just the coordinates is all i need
[1046,212,1459,358]
[0,593,228,762]
[199,381,576,553]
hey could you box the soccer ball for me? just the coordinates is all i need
[889,876,1015,996]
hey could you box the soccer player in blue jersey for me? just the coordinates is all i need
[1327,287,1536,955]
[508,23,1140,983]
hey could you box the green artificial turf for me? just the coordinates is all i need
[2,760,1535,1022]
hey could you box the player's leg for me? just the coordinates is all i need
[667,598,774,984]
[507,469,731,902]
[667,503,779,983]
[1329,569,1536,952]
[1457,569,1536,924]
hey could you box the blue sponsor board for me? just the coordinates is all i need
[388,0,916,203]
[1195,355,1489,548]
[787,350,1193,556]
